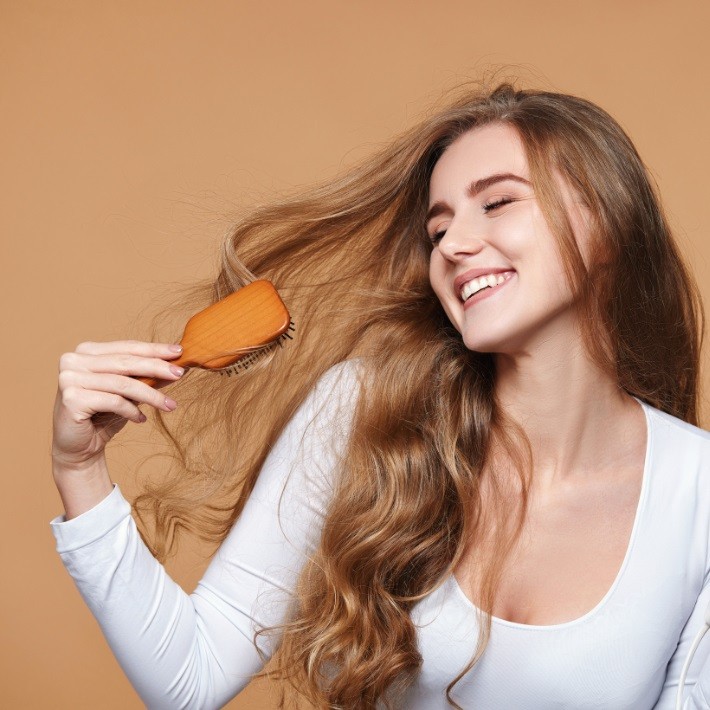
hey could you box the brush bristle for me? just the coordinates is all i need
[216,319,295,376]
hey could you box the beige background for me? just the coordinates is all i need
[2,1,709,707]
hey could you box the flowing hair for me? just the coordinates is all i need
[131,76,705,708]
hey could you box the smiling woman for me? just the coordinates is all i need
[427,122,597,357]
[50,79,709,710]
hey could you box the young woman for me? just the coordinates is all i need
[50,80,710,709]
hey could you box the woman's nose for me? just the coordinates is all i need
[437,222,485,261]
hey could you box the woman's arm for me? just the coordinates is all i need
[50,360,360,709]
[654,567,710,708]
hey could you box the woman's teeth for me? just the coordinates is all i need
[460,272,513,302]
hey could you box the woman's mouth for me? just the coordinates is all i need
[461,271,516,309]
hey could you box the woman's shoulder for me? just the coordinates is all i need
[304,358,364,414]
[312,357,364,392]
[643,399,710,441]
[642,397,710,459]
[289,359,364,438]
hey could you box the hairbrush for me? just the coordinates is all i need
[136,280,294,388]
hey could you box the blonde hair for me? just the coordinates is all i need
[132,76,705,708]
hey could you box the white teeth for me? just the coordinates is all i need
[460,272,512,302]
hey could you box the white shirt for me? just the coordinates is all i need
[50,360,710,708]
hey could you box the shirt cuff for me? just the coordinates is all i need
[49,483,132,553]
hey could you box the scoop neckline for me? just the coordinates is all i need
[449,395,654,631]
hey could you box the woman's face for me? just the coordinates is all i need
[427,122,591,356]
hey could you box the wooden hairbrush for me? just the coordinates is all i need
[136,280,294,388]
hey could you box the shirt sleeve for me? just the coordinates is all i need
[49,360,361,710]
[654,568,710,708]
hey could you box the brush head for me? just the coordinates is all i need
[137,280,292,387]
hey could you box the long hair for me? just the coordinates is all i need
[131,76,705,708]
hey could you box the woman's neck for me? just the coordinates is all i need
[492,341,643,495]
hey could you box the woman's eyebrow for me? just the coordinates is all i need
[426,172,532,224]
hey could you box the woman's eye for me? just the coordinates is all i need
[428,197,515,243]
[483,197,514,212]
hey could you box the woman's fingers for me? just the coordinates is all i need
[52,340,185,470]
[58,370,180,413]
[60,347,184,381]
[73,340,183,358]
[62,386,146,424]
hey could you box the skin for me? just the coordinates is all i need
[427,123,646,501]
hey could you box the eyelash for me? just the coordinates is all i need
[483,196,514,213]
[429,197,514,244]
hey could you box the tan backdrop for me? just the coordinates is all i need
[2,1,709,707]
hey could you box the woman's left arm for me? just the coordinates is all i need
[654,569,710,707]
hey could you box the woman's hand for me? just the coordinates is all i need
[51,341,185,518]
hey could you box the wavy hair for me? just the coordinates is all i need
[131,75,705,708]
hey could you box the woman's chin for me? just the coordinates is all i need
[461,334,501,354]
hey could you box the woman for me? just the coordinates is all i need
[50,80,710,709]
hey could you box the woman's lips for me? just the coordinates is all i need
[462,272,516,309]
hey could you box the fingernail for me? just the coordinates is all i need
[169,344,183,353]
[138,413,147,423]
[164,397,177,411]
[170,365,184,377]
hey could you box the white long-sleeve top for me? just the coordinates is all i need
[50,360,710,709]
